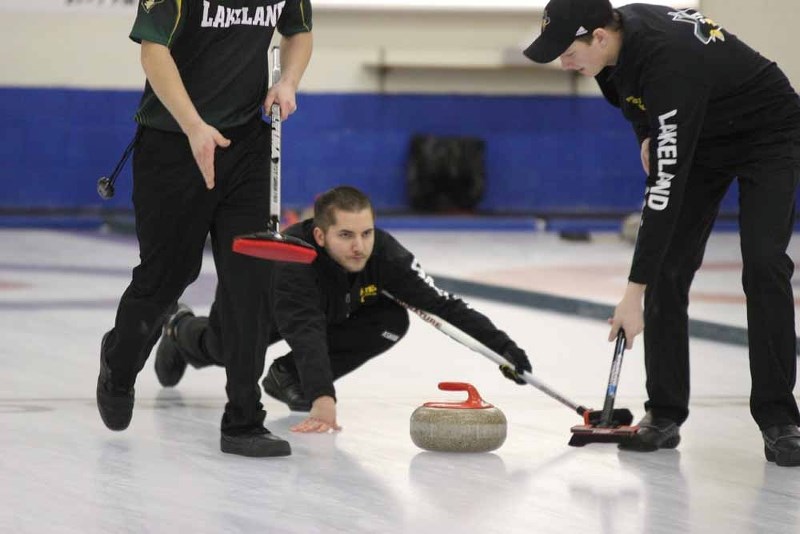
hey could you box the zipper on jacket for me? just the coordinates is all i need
[345,293,351,318]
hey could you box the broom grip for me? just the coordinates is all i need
[599,330,626,425]
[382,290,585,414]
[269,47,282,234]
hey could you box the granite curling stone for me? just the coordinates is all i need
[410,382,507,453]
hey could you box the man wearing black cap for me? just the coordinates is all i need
[525,0,800,466]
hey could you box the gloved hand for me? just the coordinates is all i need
[499,344,531,385]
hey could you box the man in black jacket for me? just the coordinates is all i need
[153,186,532,433]
[525,0,800,465]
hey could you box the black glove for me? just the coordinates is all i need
[499,344,531,385]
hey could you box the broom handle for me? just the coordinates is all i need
[382,290,590,415]
[599,330,626,426]
[269,47,282,234]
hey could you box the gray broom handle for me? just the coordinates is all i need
[269,47,282,233]
[382,290,587,415]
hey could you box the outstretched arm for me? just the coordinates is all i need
[381,234,531,382]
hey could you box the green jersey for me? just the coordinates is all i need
[130,0,312,132]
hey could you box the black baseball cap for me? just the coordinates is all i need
[523,0,614,63]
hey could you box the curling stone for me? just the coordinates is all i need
[410,382,507,453]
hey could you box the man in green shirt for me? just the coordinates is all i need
[96,0,313,458]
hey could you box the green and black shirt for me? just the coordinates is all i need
[130,0,312,132]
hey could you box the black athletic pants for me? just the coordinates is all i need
[174,295,410,389]
[102,117,273,434]
[644,158,800,430]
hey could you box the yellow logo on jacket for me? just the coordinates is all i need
[360,285,378,303]
[625,96,646,111]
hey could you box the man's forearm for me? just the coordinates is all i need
[140,41,204,133]
[279,31,313,90]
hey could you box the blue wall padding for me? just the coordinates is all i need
[1,87,745,213]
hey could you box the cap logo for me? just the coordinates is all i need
[541,10,551,33]
[575,26,588,37]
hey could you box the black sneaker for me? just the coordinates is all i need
[762,425,800,467]
[220,428,292,457]
[618,411,681,452]
[154,303,194,388]
[96,332,134,431]
[261,360,312,412]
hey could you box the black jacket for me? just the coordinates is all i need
[271,220,519,402]
[596,4,800,284]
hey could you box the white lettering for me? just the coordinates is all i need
[646,109,679,211]
[657,159,676,173]
[658,108,678,124]
[212,5,225,28]
[201,0,213,27]
[241,7,252,25]
[225,7,236,27]
[657,145,677,159]
[200,2,286,28]
[649,174,674,196]
[253,6,265,26]
[265,4,278,27]
[647,194,670,210]
[411,259,449,299]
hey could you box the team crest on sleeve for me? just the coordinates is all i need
[668,9,725,44]
[142,0,165,13]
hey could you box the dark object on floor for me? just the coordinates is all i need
[558,230,592,242]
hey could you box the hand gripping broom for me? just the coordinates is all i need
[567,330,639,447]
[232,47,317,264]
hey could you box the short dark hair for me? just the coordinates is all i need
[574,9,621,44]
[313,186,374,231]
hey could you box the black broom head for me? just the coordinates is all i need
[568,424,638,447]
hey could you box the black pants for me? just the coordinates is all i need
[103,117,273,434]
[644,159,800,429]
[175,296,410,387]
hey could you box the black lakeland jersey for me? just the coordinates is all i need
[595,4,800,284]
[130,0,312,131]
[272,220,520,402]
